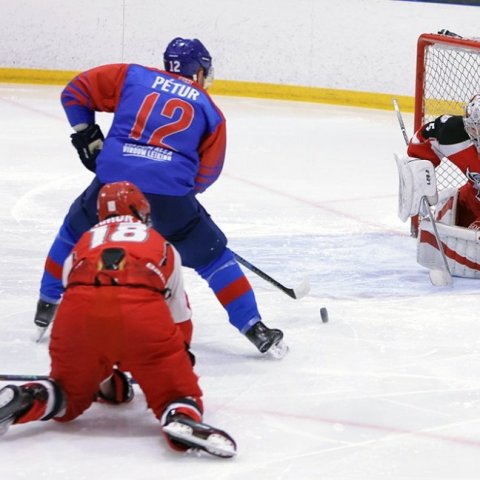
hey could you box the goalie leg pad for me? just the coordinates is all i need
[434,188,458,225]
[395,154,438,222]
[418,218,480,279]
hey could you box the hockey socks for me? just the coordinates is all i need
[195,248,260,331]
[40,222,80,303]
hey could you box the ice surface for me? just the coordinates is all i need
[1,85,480,479]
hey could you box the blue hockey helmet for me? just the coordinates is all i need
[163,37,213,81]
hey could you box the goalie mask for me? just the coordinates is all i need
[466,167,480,200]
[163,37,214,88]
[464,94,480,150]
[98,181,151,224]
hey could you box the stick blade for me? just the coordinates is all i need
[292,278,310,299]
[429,269,453,287]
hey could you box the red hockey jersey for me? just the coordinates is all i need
[63,215,191,323]
[408,115,480,228]
[407,114,478,173]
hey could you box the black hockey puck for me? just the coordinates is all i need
[320,307,329,323]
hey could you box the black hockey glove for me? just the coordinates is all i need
[97,368,134,404]
[70,124,104,172]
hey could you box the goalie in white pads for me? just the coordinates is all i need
[396,95,480,279]
[408,94,480,228]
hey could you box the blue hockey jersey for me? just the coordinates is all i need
[61,63,226,195]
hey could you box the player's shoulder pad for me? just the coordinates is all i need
[435,115,470,145]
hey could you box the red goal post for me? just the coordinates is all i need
[415,32,480,192]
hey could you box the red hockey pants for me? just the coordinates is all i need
[49,285,203,421]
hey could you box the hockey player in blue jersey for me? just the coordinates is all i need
[34,37,286,357]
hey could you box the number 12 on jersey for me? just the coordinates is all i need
[129,92,194,150]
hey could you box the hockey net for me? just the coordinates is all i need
[415,32,480,192]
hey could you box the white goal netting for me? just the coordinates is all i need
[416,33,480,191]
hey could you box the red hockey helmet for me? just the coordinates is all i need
[97,181,151,223]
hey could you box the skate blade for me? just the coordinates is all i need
[0,418,13,436]
[35,326,49,343]
[267,339,289,359]
[0,387,16,436]
[162,422,236,458]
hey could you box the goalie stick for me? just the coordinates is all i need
[393,98,410,146]
[392,98,453,287]
[233,252,310,299]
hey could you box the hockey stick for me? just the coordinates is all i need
[394,98,420,237]
[392,98,453,286]
[419,197,453,286]
[0,374,51,382]
[233,252,310,299]
[393,98,410,145]
[0,373,139,384]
